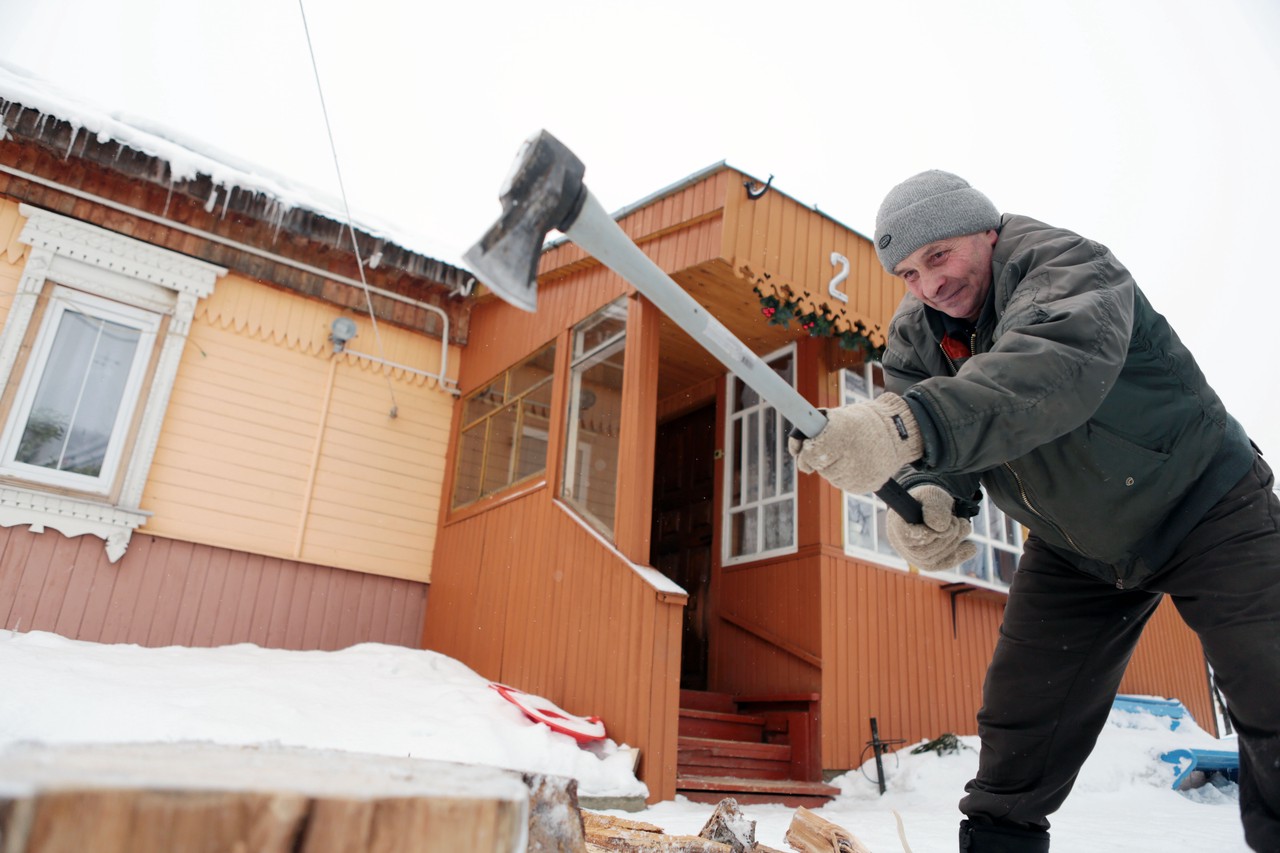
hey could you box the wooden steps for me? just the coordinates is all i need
[676,690,838,808]
[676,775,842,808]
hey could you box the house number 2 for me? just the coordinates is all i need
[828,252,849,304]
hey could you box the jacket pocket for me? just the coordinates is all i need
[1086,421,1171,467]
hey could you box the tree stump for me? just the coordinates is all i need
[0,742,581,853]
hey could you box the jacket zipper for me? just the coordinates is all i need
[940,335,1108,584]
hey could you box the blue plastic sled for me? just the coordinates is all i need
[1112,694,1188,729]
[1159,748,1240,790]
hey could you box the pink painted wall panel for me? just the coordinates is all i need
[0,525,426,651]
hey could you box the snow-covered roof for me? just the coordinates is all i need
[0,61,457,269]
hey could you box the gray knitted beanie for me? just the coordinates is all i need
[873,170,1000,273]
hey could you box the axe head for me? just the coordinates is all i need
[463,130,588,312]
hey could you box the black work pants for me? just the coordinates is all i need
[960,453,1280,851]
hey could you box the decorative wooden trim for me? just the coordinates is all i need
[18,204,223,297]
[0,205,224,562]
[0,485,149,562]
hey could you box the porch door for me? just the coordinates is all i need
[651,405,716,690]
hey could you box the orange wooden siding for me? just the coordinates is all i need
[423,489,684,802]
[720,178,903,344]
[819,555,1004,769]
[1120,597,1217,733]
[0,524,425,650]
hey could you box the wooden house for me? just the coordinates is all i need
[0,82,467,650]
[0,77,1217,808]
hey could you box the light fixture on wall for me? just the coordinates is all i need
[329,317,358,353]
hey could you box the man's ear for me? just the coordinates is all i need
[985,229,998,247]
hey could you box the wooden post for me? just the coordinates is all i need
[613,290,660,563]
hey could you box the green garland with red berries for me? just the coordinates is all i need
[749,271,885,361]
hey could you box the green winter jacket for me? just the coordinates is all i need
[881,214,1254,588]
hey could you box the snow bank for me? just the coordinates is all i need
[0,630,645,799]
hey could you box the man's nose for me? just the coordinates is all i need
[920,271,946,299]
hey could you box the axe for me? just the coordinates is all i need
[464,130,923,525]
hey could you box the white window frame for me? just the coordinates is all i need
[0,205,222,562]
[561,298,628,539]
[722,344,798,567]
[0,285,161,493]
[838,363,1022,592]
[840,362,907,569]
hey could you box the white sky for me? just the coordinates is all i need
[1,0,1278,456]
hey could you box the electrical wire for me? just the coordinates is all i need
[296,0,400,418]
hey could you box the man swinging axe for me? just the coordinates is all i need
[466,134,1280,852]
[789,170,1280,851]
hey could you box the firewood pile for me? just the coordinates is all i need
[582,800,875,853]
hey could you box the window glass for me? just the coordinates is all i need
[562,298,627,537]
[1,286,159,493]
[723,346,797,564]
[839,362,1022,590]
[451,341,556,509]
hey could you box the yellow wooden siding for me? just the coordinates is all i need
[0,199,28,265]
[141,274,457,582]
[0,199,29,331]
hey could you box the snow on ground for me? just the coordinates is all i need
[0,630,1249,851]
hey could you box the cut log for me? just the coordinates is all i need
[698,797,755,852]
[523,772,587,852]
[0,742,573,853]
[784,806,873,853]
[583,810,669,834]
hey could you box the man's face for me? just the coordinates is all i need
[893,230,998,322]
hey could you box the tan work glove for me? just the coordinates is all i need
[787,393,924,494]
[886,484,977,571]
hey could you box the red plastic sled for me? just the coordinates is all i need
[490,682,606,743]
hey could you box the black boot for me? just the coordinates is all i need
[959,819,1050,852]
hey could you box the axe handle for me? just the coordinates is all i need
[565,191,924,525]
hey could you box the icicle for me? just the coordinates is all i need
[64,125,80,158]
[204,186,218,214]
[220,184,232,219]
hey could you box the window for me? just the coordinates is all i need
[562,298,627,538]
[953,497,1023,587]
[723,345,796,565]
[1,287,159,493]
[840,363,901,565]
[839,362,1022,591]
[0,205,222,562]
[452,342,556,508]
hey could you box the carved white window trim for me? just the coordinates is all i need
[0,205,224,562]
